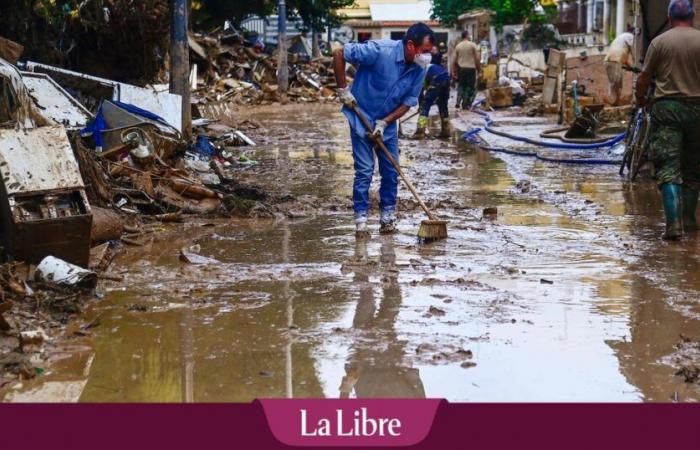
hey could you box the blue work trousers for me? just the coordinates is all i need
[351,131,399,216]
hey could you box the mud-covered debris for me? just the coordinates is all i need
[676,366,700,384]
[668,335,700,384]
[80,314,102,332]
[0,351,35,379]
[0,300,13,331]
[127,304,150,312]
[483,207,498,220]
[189,27,336,108]
[19,329,48,347]
[427,306,446,317]
[179,248,220,265]
[0,36,23,64]
[89,242,119,272]
[516,180,531,193]
[540,279,554,285]
[35,256,97,291]
[456,349,474,359]
[90,206,125,243]
[461,361,477,369]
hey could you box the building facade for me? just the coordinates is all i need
[556,0,635,46]
[339,0,450,45]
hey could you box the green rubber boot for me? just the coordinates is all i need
[682,186,699,232]
[411,115,428,140]
[661,183,683,240]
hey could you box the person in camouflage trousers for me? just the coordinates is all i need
[636,0,700,240]
[648,100,700,196]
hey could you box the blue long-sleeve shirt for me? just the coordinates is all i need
[426,63,449,86]
[342,39,427,138]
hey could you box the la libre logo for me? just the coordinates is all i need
[300,407,402,437]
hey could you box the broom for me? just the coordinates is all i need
[350,103,448,241]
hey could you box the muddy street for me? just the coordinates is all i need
[5,103,700,402]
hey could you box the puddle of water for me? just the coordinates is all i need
[6,104,700,403]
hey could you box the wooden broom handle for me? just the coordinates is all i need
[350,103,437,221]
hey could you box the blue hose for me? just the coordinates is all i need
[472,107,627,150]
[469,141,620,165]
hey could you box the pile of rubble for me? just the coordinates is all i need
[189,27,336,107]
[1,40,292,388]
[0,255,107,386]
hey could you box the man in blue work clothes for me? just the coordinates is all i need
[333,22,435,236]
[412,46,451,139]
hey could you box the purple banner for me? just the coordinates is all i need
[0,401,699,448]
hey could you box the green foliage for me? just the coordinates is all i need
[430,0,537,29]
[521,11,566,49]
[293,0,355,31]
[194,0,274,25]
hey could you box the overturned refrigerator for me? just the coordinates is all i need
[0,125,92,267]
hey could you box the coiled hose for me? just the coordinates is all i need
[462,103,626,165]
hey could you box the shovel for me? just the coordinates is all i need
[350,103,448,241]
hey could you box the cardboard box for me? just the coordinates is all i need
[488,86,513,108]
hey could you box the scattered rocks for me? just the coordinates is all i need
[482,207,498,220]
[427,306,446,317]
[515,180,531,193]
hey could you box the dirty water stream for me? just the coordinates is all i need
[6,103,700,402]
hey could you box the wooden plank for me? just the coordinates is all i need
[542,76,558,105]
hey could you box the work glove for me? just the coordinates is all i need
[338,87,356,107]
[372,119,388,140]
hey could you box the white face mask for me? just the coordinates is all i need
[414,53,432,69]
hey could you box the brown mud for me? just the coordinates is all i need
[3,103,700,402]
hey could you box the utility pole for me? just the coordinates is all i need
[312,28,321,57]
[170,0,192,139]
[277,0,289,99]
[311,0,321,57]
[327,11,332,49]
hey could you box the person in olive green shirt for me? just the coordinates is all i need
[452,31,481,109]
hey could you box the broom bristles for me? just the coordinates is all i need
[417,220,448,241]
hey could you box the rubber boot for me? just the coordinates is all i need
[661,183,683,241]
[411,115,428,140]
[439,117,451,138]
[682,186,699,232]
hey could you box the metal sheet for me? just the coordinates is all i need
[0,125,85,194]
[20,72,93,128]
[119,83,182,133]
[23,62,183,132]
